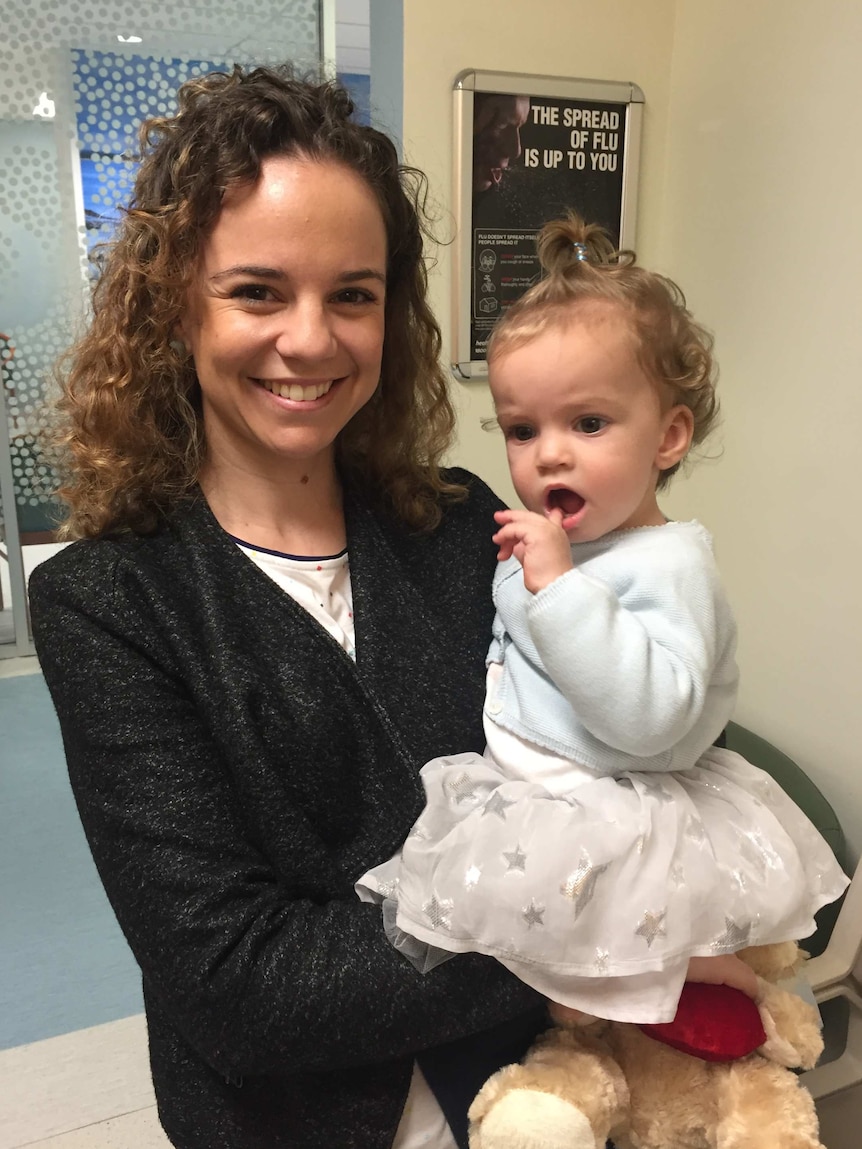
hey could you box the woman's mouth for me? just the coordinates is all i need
[256,378,337,402]
[546,487,586,530]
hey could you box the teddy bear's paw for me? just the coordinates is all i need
[470,1089,599,1149]
[756,981,824,1070]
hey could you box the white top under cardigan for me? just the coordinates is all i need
[235,538,456,1149]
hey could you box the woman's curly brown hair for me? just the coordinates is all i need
[488,212,719,488]
[54,65,463,538]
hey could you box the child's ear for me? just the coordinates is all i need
[656,405,694,472]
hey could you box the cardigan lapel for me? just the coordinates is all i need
[343,486,442,776]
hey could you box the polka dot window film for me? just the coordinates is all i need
[0,0,321,544]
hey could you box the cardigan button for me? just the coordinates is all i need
[488,700,503,715]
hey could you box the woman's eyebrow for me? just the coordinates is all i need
[341,268,387,285]
[209,265,285,281]
[209,265,386,284]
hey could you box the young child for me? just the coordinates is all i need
[357,213,848,1025]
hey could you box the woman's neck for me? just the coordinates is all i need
[199,454,347,556]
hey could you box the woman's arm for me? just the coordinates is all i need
[29,552,540,1084]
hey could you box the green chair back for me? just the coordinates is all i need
[724,721,847,957]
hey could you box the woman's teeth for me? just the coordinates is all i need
[260,379,334,401]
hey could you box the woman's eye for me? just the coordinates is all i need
[506,425,535,442]
[334,288,377,306]
[577,416,608,434]
[230,284,274,303]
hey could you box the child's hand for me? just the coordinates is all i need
[492,508,573,594]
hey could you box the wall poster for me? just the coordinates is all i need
[452,70,644,379]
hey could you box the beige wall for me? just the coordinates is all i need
[659,0,862,858]
[403,0,862,858]
[402,0,677,506]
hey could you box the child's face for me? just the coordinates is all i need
[489,309,693,543]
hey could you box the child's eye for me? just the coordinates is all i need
[576,416,608,435]
[505,424,535,442]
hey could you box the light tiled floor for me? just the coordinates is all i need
[14,1107,170,1149]
[0,655,40,679]
[0,1015,170,1149]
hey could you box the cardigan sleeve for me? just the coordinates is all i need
[29,537,539,1083]
[525,529,735,757]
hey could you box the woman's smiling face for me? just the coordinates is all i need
[180,154,387,483]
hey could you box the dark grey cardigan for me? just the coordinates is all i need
[29,471,541,1149]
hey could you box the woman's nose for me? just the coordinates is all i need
[275,299,338,363]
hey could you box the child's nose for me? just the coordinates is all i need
[536,433,573,470]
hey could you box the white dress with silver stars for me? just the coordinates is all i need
[356,523,848,1023]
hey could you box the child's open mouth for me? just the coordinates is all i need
[546,487,585,530]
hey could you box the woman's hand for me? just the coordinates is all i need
[492,508,573,594]
[686,954,759,999]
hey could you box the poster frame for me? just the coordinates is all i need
[452,69,644,380]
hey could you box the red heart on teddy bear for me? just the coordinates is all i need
[639,981,767,1062]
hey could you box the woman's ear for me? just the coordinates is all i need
[656,404,694,472]
[169,322,190,358]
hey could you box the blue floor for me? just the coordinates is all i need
[0,672,143,1049]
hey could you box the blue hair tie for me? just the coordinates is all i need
[572,242,588,262]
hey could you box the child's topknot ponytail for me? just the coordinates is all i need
[535,213,623,277]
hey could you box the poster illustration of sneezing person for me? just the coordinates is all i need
[452,73,643,375]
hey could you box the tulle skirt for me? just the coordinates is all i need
[356,748,848,1022]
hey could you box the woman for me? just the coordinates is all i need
[29,67,544,1149]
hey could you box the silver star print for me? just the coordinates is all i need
[636,833,648,856]
[522,900,545,929]
[636,909,667,948]
[639,777,673,804]
[711,917,753,952]
[670,862,686,888]
[594,948,610,974]
[737,837,767,878]
[482,791,516,821]
[376,877,400,899]
[423,894,454,930]
[464,864,482,889]
[559,852,609,919]
[503,844,527,872]
[751,775,773,800]
[737,828,780,876]
[446,772,482,804]
[695,772,723,794]
[685,815,707,845]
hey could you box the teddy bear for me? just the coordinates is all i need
[468,941,826,1149]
